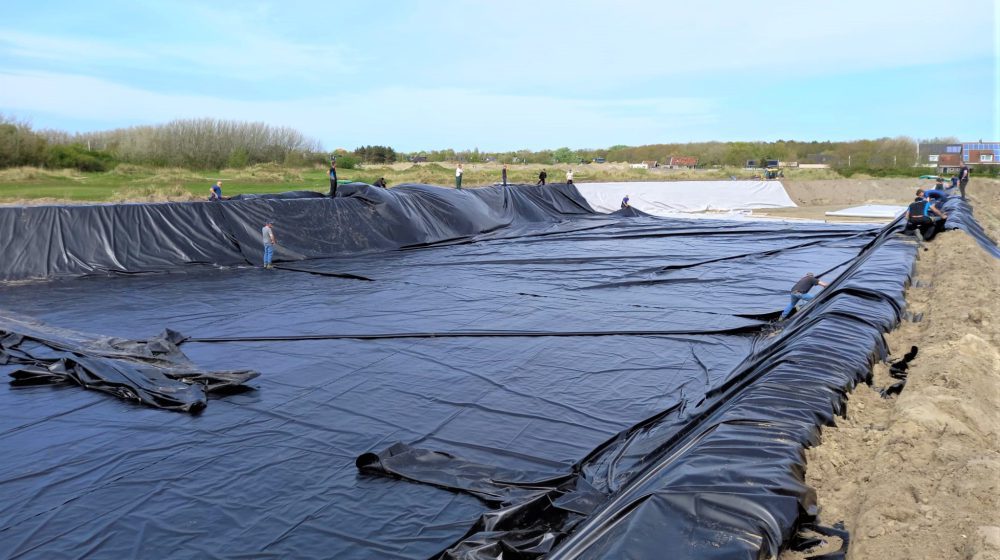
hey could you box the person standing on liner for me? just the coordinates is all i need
[537,169,547,186]
[329,159,338,197]
[958,164,970,199]
[262,221,277,269]
[779,273,829,320]
[501,164,508,186]
[455,163,463,190]
[566,168,574,185]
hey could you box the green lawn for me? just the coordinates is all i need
[0,163,850,203]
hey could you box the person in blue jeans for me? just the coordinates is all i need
[779,272,829,320]
[262,221,277,269]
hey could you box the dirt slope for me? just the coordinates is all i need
[782,179,1000,559]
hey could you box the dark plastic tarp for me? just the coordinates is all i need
[1,182,965,558]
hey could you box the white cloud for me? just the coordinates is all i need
[0,10,356,82]
[0,31,149,64]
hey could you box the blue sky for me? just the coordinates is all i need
[0,0,996,151]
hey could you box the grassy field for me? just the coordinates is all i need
[0,162,850,204]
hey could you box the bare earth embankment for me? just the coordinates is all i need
[781,179,1000,559]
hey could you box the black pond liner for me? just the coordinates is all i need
[1,314,258,412]
[940,194,1000,258]
[358,214,917,560]
[0,183,988,558]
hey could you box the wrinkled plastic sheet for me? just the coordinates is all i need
[825,204,906,218]
[576,180,796,215]
[941,195,1000,258]
[0,313,258,412]
[0,183,936,559]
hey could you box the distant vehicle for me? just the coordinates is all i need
[764,159,780,168]
[593,157,606,164]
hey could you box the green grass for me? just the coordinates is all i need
[0,162,908,204]
[0,165,331,203]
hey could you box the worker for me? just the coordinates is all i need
[501,164,508,186]
[621,195,630,209]
[329,159,338,197]
[537,169,547,186]
[915,188,946,211]
[455,164,463,190]
[566,169,574,185]
[262,221,277,269]
[372,177,387,188]
[209,180,224,201]
[779,273,829,320]
[958,165,970,199]
[905,195,947,242]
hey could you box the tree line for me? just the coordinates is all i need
[401,137,955,176]
[0,113,964,176]
[0,115,323,171]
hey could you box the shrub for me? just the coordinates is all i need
[335,155,358,169]
[45,144,116,172]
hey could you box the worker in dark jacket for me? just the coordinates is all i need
[958,165,970,199]
[329,160,338,197]
[779,273,829,320]
[537,169,547,186]
[905,195,947,242]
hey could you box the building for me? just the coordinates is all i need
[668,156,698,168]
[918,143,962,167]
[961,141,1000,166]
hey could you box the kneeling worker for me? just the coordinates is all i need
[209,180,226,201]
[779,272,829,320]
[905,194,947,242]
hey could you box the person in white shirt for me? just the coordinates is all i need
[455,164,463,190]
[566,169,574,184]
[262,221,277,269]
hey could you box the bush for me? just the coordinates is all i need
[227,147,250,168]
[45,144,116,171]
[833,165,923,178]
[335,155,358,169]
[0,119,48,168]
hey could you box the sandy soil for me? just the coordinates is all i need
[781,177,932,206]
[782,179,1000,560]
[756,178,943,223]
